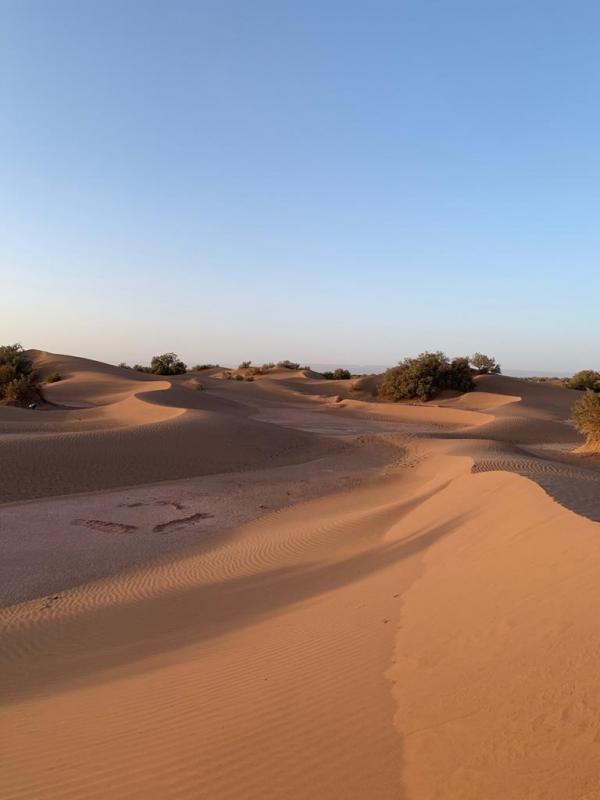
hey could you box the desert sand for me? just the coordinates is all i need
[2,351,600,799]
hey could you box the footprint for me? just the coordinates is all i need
[154,500,187,511]
[72,519,138,534]
[153,512,213,534]
[40,594,62,610]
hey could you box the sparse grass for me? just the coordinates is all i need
[277,360,300,370]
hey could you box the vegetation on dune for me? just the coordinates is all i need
[470,353,501,374]
[0,344,40,406]
[191,364,218,371]
[45,371,62,383]
[566,370,600,392]
[322,368,352,380]
[239,360,252,369]
[150,352,187,375]
[378,351,475,402]
[572,390,600,447]
[261,362,275,370]
[277,360,300,370]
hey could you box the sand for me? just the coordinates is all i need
[1,352,600,799]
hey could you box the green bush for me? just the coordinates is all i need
[46,372,62,383]
[261,362,275,370]
[323,368,352,380]
[118,362,132,369]
[234,374,244,381]
[379,351,475,402]
[191,364,217,371]
[239,360,252,369]
[0,344,40,406]
[470,353,501,374]
[150,352,187,375]
[277,360,300,370]
[566,370,600,392]
[573,390,600,445]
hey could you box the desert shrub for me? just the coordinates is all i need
[277,360,300,370]
[234,374,244,381]
[261,362,275,370]
[566,370,600,392]
[118,362,132,369]
[46,371,62,383]
[470,353,501,374]
[323,368,352,380]
[0,344,40,406]
[245,375,255,382]
[573,390,600,445]
[150,352,187,375]
[191,364,217,371]
[239,360,252,369]
[133,364,152,373]
[378,351,475,402]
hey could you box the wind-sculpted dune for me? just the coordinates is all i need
[1,351,599,799]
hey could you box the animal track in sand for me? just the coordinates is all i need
[118,500,187,510]
[153,512,214,534]
[72,519,139,534]
[40,594,62,610]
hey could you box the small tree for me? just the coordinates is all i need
[566,370,600,392]
[150,352,187,375]
[470,353,501,374]
[239,360,252,369]
[573,390,600,448]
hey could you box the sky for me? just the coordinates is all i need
[1,0,599,373]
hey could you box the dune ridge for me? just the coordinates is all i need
[1,351,599,799]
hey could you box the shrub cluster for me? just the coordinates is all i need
[191,364,218,371]
[322,368,352,380]
[0,344,40,406]
[566,370,600,392]
[277,360,300,370]
[573,390,600,446]
[122,352,188,375]
[378,351,475,402]
[46,371,62,383]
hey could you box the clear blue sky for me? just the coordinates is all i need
[2,0,598,372]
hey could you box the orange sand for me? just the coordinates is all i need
[1,352,599,799]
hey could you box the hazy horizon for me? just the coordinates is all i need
[3,1,599,371]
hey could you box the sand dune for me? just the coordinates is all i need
[1,352,599,799]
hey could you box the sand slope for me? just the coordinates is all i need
[1,353,600,799]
